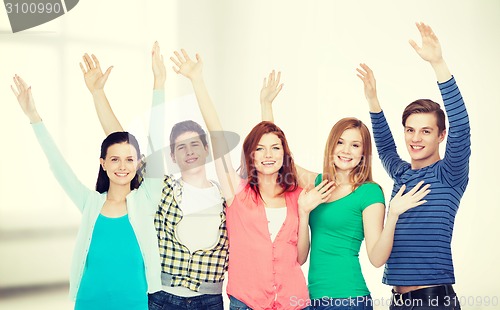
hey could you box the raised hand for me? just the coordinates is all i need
[356,63,381,113]
[170,49,202,81]
[152,41,166,88]
[356,63,377,103]
[11,75,41,123]
[388,181,430,217]
[260,70,283,105]
[409,22,443,65]
[298,180,336,215]
[79,53,113,94]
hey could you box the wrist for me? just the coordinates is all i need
[386,211,400,222]
[28,111,42,124]
[91,89,105,97]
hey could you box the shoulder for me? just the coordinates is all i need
[357,182,382,192]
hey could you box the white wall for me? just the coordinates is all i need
[1,0,498,309]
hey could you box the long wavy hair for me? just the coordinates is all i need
[239,121,298,197]
[322,117,373,190]
[95,131,142,194]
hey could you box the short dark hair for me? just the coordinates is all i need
[169,120,208,155]
[402,99,446,134]
[95,131,142,193]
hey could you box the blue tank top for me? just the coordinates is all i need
[75,214,147,310]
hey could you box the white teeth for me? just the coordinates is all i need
[411,146,424,150]
[116,173,128,177]
[262,161,275,165]
[186,158,197,163]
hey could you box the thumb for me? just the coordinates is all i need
[409,39,419,52]
[103,66,113,81]
[196,53,203,64]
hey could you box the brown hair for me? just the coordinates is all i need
[239,121,298,196]
[402,99,446,134]
[322,117,373,190]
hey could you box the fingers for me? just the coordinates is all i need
[181,49,191,61]
[83,53,92,71]
[91,54,101,70]
[79,62,86,74]
[395,184,406,197]
[10,84,19,97]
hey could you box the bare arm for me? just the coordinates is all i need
[297,180,335,264]
[79,53,122,135]
[260,70,283,122]
[170,50,240,202]
[363,181,430,267]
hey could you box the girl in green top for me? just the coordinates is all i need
[260,73,431,309]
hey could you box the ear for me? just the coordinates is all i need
[100,158,106,171]
[438,129,447,143]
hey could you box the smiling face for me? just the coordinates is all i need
[404,112,446,169]
[332,128,364,174]
[253,133,284,177]
[100,142,139,187]
[171,131,209,173]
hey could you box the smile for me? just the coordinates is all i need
[261,161,276,166]
[338,156,352,162]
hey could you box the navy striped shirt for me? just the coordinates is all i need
[370,77,470,286]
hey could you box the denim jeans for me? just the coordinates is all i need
[389,286,461,310]
[148,291,224,310]
[311,295,373,310]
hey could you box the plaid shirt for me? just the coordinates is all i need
[155,175,229,292]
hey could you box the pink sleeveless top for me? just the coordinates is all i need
[226,184,309,310]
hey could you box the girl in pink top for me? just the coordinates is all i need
[170,50,335,310]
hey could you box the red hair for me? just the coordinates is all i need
[239,121,298,197]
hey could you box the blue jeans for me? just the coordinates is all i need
[148,291,224,310]
[311,295,373,310]
[229,296,312,310]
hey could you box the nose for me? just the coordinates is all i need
[412,132,422,142]
[186,145,194,155]
[119,160,126,169]
[264,148,272,158]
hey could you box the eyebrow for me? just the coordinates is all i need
[257,143,281,147]
[339,138,362,143]
[405,126,434,130]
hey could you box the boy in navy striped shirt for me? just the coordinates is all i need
[357,23,470,309]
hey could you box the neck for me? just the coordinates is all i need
[257,173,282,197]
[180,169,211,188]
[107,183,131,201]
[334,170,352,185]
[411,155,441,170]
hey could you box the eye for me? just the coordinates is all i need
[272,146,281,150]
[127,158,135,162]
[256,147,264,151]
[353,144,360,148]
[337,140,343,145]
[423,130,431,134]
[406,128,414,133]
[111,158,118,162]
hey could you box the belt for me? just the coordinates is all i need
[392,285,457,307]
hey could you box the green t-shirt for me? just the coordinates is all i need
[308,174,385,299]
